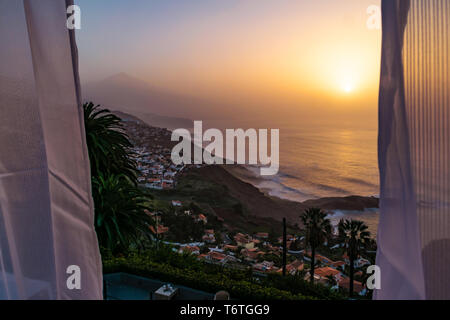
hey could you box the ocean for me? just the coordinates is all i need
[249,122,379,202]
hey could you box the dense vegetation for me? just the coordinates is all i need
[84,102,153,253]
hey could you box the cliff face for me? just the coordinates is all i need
[188,165,378,226]
[186,165,305,223]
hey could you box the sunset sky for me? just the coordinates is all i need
[76,0,382,125]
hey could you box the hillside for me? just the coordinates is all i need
[179,165,378,227]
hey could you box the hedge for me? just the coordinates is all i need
[103,254,317,300]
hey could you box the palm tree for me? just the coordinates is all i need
[84,102,153,252]
[338,219,371,297]
[83,102,137,183]
[300,208,332,284]
[92,173,153,253]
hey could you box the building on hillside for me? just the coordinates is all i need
[223,244,238,252]
[277,259,304,276]
[343,254,371,268]
[234,233,255,249]
[197,254,208,261]
[196,214,208,224]
[303,252,334,267]
[171,200,182,207]
[149,225,169,236]
[241,248,264,262]
[331,260,346,271]
[253,261,276,272]
[179,246,200,255]
[144,209,161,222]
[202,232,216,244]
[277,234,296,243]
[255,232,269,239]
[338,278,367,296]
[315,254,334,266]
[314,267,342,283]
[206,251,229,265]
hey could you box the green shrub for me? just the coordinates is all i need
[102,246,345,300]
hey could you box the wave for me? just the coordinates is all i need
[230,165,323,201]
[327,208,380,236]
[340,176,379,189]
[229,163,379,204]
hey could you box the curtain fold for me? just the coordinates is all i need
[376,0,450,300]
[0,0,102,299]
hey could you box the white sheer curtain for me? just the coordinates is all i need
[376,0,450,300]
[0,0,102,299]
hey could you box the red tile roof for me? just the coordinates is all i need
[332,261,346,267]
[208,251,227,261]
[255,232,269,238]
[315,267,341,278]
[287,260,304,272]
[339,278,365,293]
[149,225,169,234]
[181,246,200,254]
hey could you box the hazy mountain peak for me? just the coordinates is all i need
[83,70,222,125]
[102,72,149,89]
[83,72,198,128]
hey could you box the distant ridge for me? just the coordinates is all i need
[101,72,151,90]
[82,72,212,129]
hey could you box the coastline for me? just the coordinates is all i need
[191,165,379,231]
[223,164,380,235]
[224,165,379,208]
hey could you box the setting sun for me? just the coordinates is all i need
[343,83,354,93]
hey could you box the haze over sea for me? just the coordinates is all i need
[205,118,378,200]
